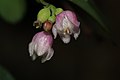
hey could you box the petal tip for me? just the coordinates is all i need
[28,42,34,56]
[74,29,80,40]
[41,48,54,63]
[31,54,37,60]
[52,25,57,39]
[61,36,70,44]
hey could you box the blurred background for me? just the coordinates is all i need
[0,0,120,80]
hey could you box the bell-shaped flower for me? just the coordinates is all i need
[52,10,80,43]
[28,31,54,63]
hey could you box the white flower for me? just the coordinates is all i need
[28,31,54,63]
[52,10,80,43]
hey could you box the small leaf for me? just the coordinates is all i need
[55,8,63,15]
[48,15,56,23]
[68,0,109,32]
[0,0,26,24]
[37,7,50,23]
[0,66,15,80]
[49,5,56,15]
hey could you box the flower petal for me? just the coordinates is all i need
[61,35,71,43]
[37,37,49,56]
[41,47,54,63]
[74,28,80,40]
[52,25,57,39]
[65,10,80,27]
[28,42,34,56]
[62,15,73,30]
[31,53,37,60]
[29,42,38,60]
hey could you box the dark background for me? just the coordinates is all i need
[0,0,120,80]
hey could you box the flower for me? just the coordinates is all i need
[52,10,80,43]
[28,31,54,63]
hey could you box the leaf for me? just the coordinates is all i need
[0,66,15,80]
[68,0,109,32]
[0,0,26,24]
[55,8,63,15]
[37,7,50,23]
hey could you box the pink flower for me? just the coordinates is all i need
[28,31,54,63]
[52,10,80,43]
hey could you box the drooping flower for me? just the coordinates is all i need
[52,10,80,43]
[28,31,54,63]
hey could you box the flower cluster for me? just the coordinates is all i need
[28,4,80,63]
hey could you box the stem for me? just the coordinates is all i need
[40,0,49,6]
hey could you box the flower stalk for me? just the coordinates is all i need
[39,0,49,6]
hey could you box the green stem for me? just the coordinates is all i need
[40,0,49,6]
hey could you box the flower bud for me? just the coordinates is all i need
[43,20,53,31]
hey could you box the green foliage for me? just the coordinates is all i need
[0,66,14,80]
[37,4,63,23]
[48,5,63,23]
[68,0,109,32]
[0,0,26,24]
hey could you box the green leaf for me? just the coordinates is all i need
[49,5,56,15]
[55,8,63,15]
[48,15,56,23]
[0,0,26,24]
[0,66,15,80]
[37,7,50,23]
[68,0,109,32]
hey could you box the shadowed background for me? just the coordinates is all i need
[0,0,120,80]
